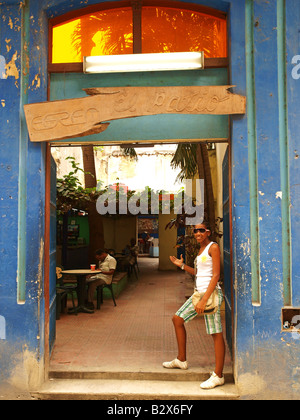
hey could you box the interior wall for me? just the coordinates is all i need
[158,212,178,271]
[102,215,137,253]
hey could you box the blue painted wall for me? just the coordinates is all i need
[230,0,300,398]
[0,1,44,395]
[0,0,299,399]
[287,3,300,308]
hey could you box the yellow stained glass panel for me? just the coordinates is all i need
[52,8,133,63]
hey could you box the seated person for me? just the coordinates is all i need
[129,238,139,264]
[123,238,139,266]
[86,249,117,309]
[123,244,131,256]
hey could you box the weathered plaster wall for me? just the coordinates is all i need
[287,2,300,308]
[229,0,300,399]
[0,0,46,396]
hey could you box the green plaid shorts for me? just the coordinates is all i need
[175,288,223,335]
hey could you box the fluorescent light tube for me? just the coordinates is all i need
[83,52,204,73]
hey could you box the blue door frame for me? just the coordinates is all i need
[223,147,234,355]
[49,156,57,355]
[48,68,232,357]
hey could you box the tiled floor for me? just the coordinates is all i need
[50,258,232,373]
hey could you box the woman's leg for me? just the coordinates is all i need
[172,315,187,361]
[200,333,225,389]
[211,332,225,377]
[165,297,197,366]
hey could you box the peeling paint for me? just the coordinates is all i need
[237,372,267,396]
[5,51,19,80]
[31,73,41,90]
[37,238,44,298]
[8,17,13,30]
[1,100,5,108]
[9,347,43,391]
[275,191,282,200]
[240,237,250,257]
[292,367,300,390]
[5,38,12,53]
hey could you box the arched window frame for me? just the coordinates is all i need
[48,0,228,73]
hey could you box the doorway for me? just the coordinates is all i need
[47,89,230,366]
[138,216,159,256]
[45,1,234,372]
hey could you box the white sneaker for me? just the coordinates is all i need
[162,358,188,370]
[200,372,225,389]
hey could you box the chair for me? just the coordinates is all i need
[132,254,140,274]
[56,267,78,318]
[116,257,137,280]
[135,256,140,273]
[96,282,117,310]
[121,250,139,280]
[128,260,138,279]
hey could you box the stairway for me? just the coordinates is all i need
[31,367,239,400]
[39,260,239,400]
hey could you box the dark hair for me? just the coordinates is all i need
[194,219,212,237]
[202,219,212,232]
[95,248,105,256]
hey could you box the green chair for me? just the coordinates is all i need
[96,283,117,310]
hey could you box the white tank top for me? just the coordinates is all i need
[195,242,215,293]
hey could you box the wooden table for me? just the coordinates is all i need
[61,269,101,314]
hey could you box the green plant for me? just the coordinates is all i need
[56,157,94,215]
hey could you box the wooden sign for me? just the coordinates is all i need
[24,86,246,142]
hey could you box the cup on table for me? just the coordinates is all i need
[90,264,96,271]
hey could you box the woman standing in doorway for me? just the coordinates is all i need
[164,221,225,389]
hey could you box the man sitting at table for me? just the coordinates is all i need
[86,249,117,310]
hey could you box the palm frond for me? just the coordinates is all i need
[171,143,198,181]
[122,148,138,161]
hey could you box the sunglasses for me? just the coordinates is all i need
[193,228,209,234]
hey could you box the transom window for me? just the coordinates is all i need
[141,6,227,57]
[50,1,227,67]
[52,7,133,63]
